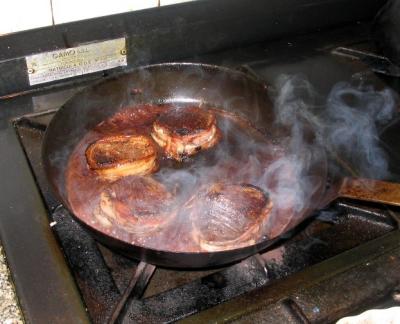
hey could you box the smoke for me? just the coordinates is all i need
[251,73,397,238]
[272,74,396,180]
[144,78,330,243]
[325,82,395,178]
[64,67,397,252]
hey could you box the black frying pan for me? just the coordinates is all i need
[42,63,328,268]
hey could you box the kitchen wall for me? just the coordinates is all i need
[0,0,197,35]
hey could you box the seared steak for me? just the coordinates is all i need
[94,176,176,234]
[85,135,158,180]
[191,183,273,251]
[151,107,221,160]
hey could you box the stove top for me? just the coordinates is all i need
[13,108,399,323]
[1,22,400,323]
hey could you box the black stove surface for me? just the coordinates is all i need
[14,108,399,323]
[2,23,400,323]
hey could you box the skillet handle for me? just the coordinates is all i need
[338,177,400,207]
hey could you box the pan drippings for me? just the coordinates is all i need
[66,104,283,252]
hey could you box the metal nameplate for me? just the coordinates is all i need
[25,38,127,86]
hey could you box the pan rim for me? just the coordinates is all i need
[41,62,328,266]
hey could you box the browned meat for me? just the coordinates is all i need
[94,176,176,234]
[85,135,158,180]
[190,183,273,251]
[151,107,221,160]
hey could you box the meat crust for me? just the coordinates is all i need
[94,176,176,234]
[85,135,158,180]
[190,183,273,251]
[151,107,221,160]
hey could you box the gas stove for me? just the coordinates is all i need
[13,103,399,323]
[1,1,400,323]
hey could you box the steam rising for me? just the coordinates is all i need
[62,66,397,252]
[273,74,396,179]
[325,82,395,178]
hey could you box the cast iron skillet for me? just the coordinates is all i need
[42,63,329,268]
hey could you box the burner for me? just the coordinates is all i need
[12,110,399,323]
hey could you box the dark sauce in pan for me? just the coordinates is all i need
[66,103,289,252]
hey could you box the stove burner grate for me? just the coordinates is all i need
[13,111,400,323]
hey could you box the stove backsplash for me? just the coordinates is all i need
[0,0,386,97]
